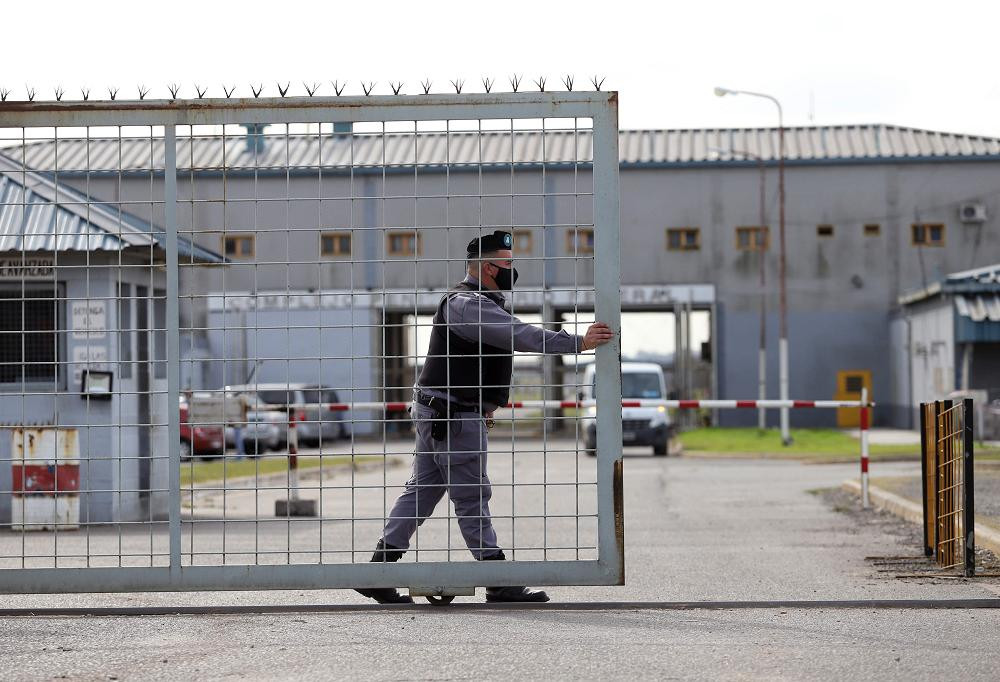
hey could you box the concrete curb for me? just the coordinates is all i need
[841,478,1000,557]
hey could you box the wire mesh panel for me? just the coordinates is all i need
[920,399,975,577]
[0,92,623,593]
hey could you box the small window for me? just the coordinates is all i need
[386,230,420,256]
[817,224,834,237]
[566,228,595,253]
[735,226,769,252]
[222,234,254,258]
[912,223,945,247]
[512,230,533,253]
[320,231,352,256]
[845,375,864,392]
[666,227,700,251]
[864,223,881,236]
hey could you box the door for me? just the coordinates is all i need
[836,369,871,428]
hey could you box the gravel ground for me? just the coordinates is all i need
[874,460,1000,529]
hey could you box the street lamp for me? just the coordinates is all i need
[709,147,768,431]
[715,86,791,444]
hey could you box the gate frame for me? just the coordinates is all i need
[0,92,624,593]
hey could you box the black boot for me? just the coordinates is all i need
[480,550,550,603]
[355,539,414,604]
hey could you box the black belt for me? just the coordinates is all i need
[414,392,485,416]
[414,392,488,441]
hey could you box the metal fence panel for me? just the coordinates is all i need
[0,92,623,593]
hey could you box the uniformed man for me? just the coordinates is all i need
[356,229,615,604]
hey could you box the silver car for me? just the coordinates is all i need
[224,383,349,446]
[224,410,285,454]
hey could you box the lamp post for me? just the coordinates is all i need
[714,86,791,444]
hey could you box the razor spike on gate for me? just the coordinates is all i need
[168,83,181,99]
[251,83,264,98]
[534,76,547,92]
[562,75,575,92]
[591,75,606,91]
[482,77,494,93]
[277,82,290,97]
[331,80,346,96]
[25,86,36,102]
[451,79,464,94]
[137,85,149,100]
[1,88,10,102]
[510,74,522,92]
[303,81,321,96]
[195,84,208,99]
[362,81,376,96]
[421,79,432,95]
[223,85,236,98]
[54,87,64,102]
[80,87,90,101]
[107,86,118,100]
[390,81,404,95]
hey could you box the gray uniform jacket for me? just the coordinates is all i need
[418,275,583,411]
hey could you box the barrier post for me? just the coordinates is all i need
[275,412,315,517]
[859,388,870,509]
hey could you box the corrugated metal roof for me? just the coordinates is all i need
[0,155,224,261]
[4,124,1000,173]
[945,263,1000,285]
[956,294,1000,322]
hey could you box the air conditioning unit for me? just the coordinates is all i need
[959,202,987,223]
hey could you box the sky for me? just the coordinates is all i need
[5,0,1000,138]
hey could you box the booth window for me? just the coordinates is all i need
[817,224,834,237]
[0,284,62,385]
[864,223,881,236]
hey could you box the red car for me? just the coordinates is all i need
[180,404,225,460]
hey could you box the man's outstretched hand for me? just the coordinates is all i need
[581,322,615,351]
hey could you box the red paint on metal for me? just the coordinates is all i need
[11,464,80,493]
[385,402,409,412]
[678,400,700,409]
[861,457,869,473]
[793,401,816,408]
[736,401,757,408]
[622,401,643,407]
[328,404,349,411]
[860,408,870,430]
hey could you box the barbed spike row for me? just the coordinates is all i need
[0,76,609,103]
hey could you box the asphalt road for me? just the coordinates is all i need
[3,439,1000,680]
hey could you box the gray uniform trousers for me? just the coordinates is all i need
[381,401,499,559]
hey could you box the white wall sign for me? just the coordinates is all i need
[72,345,109,385]
[71,300,107,339]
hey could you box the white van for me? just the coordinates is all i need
[580,362,673,456]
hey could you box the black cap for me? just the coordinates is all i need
[466,230,513,258]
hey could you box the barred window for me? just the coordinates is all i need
[386,230,420,256]
[0,284,62,385]
[666,227,700,251]
[735,226,769,251]
[321,231,352,256]
[222,234,255,258]
[912,223,945,246]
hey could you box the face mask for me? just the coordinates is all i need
[491,264,519,290]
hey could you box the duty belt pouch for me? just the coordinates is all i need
[428,400,450,442]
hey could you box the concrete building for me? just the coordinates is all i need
[4,123,1000,427]
[895,263,1000,428]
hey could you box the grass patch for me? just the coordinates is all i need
[679,427,1000,461]
[677,427,916,460]
[180,454,374,486]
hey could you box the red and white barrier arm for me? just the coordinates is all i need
[325,399,875,412]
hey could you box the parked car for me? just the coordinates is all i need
[179,403,225,460]
[581,362,674,456]
[224,409,285,454]
[224,383,350,445]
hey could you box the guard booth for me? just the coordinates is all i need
[0,155,223,526]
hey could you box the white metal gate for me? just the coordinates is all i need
[0,91,623,593]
